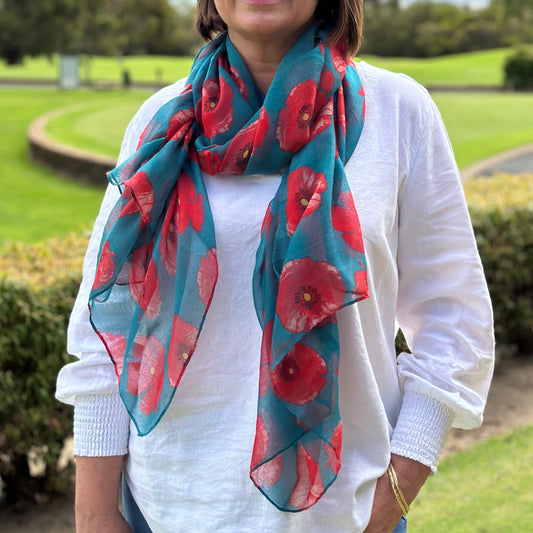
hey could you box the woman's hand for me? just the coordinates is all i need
[75,455,133,533]
[363,454,430,533]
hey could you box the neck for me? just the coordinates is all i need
[227,28,308,94]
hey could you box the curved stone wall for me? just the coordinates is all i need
[27,106,116,188]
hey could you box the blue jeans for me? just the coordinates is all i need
[392,515,408,533]
[122,477,153,533]
[122,477,407,533]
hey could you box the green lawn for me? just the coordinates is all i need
[44,91,533,170]
[0,48,516,88]
[0,87,150,243]
[361,48,513,88]
[433,92,533,168]
[410,425,533,532]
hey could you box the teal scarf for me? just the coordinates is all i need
[89,26,368,511]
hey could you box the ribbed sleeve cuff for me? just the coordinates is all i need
[390,390,454,473]
[74,394,130,457]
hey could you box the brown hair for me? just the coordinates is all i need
[195,0,364,56]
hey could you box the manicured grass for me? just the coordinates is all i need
[360,48,513,88]
[433,92,533,168]
[0,54,193,86]
[45,95,149,159]
[0,87,149,243]
[0,48,517,87]
[44,91,533,170]
[409,425,533,532]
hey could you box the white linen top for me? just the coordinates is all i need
[56,62,494,533]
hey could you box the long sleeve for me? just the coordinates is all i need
[56,80,186,456]
[390,98,494,468]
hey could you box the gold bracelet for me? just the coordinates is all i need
[387,463,410,515]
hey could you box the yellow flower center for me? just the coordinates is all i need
[182,352,189,360]
[209,101,216,110]
[168,223,174,233]
[303,292,312,302]
[300,198,309,207]
[302,112,310,122]
[150,367,155,375]
[288,367,295,375]
[242,149,250,160]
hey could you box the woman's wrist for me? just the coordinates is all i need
[389,453,431,506]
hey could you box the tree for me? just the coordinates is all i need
[0,0,81,64]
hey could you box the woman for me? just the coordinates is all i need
[56,0,494,532]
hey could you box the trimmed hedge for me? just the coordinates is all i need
[464,173,533,356]
[0,174,531,504]
[0,234,88,506]
[504,48,533,90]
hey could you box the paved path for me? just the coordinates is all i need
[461,143,533,180]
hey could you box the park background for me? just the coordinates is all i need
[0,0,532,531]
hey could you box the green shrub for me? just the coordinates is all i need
[504,48,533,90]
[465,173,533,355]
[0,234,88,506]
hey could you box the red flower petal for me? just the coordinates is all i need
[277,258,346,333]
[276,79,316,153]
[204,108,269,175]
[127,335,165,415]
[332,191,364,252]
[229,65,248,100]
[271,343,326,405]
[119,171,155,228]
[324,422,342,474]
[289,443,324,509]
[138,260,161,320]
[99,332,127,380]
[178,172,204,233]
[259,321,274,398]
[197,248,218,307]
[168,314,200,387]
[286,166,327,235]
[93,241,116,290]
[354,266,368,299]
[159,191,179,276]
[166,108,194,142]
[129,242,154,302]
[201,77,234,139]
[251,415,283,487]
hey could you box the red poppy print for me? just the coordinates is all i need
[127,334,165,415]
[197,248,218,307]
[168,314,199,387]
[201,78,234,139]
[271,343,326,405]
[177,172,204,234]
[138,260,161,320]
[129,242,154,302]
[159,191,179,276]
[259,321,274,398]
[277,258,346,333]
[206,108,269,175]
[119,171,155,228]
[289,443,324,509]
[99,332,127,380]
[93,241,117,290]
[229,65,248,100]
[165,108,194,143]
[354,263,368,299]
[323,421,342,474]
[286,166,327,235]
[331,191,364,252]
[276,79,316,153]
[251,415,283,487]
